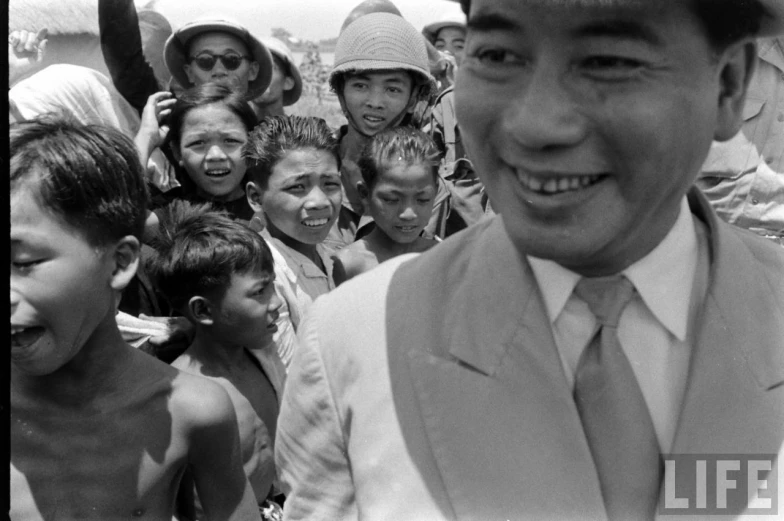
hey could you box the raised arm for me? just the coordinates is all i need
[98,0,161,115]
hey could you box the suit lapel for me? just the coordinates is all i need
[400,218,607,520]
[663,193,784,518]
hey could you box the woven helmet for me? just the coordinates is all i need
[329,12,437,100]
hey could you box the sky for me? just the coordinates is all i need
[139,0,459,42]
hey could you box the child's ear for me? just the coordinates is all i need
[283,76,296,91]
[109,236,140,292]
[187,296,214,326]
[246,180,264,213]
[357,180,370,200]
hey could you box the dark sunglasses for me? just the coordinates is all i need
[189,52,252,71]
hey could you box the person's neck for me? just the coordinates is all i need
[188,330,249,370]
[197,186,245,204]
[266,221,322,267]
[11,312,134,411]
[340,126,371,162]
[366,227,423,260]
[251,100,285,121]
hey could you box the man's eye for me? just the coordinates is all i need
[582,56,644,72]
[475,48,521,65]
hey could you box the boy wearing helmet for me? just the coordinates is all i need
[325,12,444,249]
[251,36,303,120]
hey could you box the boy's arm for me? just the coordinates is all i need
[184,379,262,521]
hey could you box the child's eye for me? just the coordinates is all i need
[185,140,205,148]
[417,198,433,204]
[474,48,523,66]
[381,197,399,204]
[285,184,305,192]
[12,259,44,272]
[579,55,646,81]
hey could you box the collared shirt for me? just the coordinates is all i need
[698,38,784,239]
[260,228,336,368]
[529,197,704,452]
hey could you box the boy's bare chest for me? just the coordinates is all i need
[10,401,188,519]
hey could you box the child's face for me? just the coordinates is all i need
[364,162,437,244]
[210,270,281,349]
[10,184,116,375]
[254,148,342,246]
[434,26,466,65]
[178,103,248,202]
[342,70,415,137]
[254,54,295,107]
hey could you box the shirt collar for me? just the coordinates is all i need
[529,197,697,341]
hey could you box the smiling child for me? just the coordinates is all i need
[10,116,259,520]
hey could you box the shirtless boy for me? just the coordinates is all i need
[10,116,260,521]
[333,127,439,285]
[146,201,285,519]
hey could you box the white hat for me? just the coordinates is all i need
[261,37,303,106]
[164,17,273,97]
[422,3,466,45]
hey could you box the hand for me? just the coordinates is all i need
[136,91,176,152]
[8,28,48,85]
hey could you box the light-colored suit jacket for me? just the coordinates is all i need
[275,190,784,521]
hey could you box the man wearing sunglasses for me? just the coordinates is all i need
[164,17,273,98]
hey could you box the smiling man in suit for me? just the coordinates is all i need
[275,0,784,519]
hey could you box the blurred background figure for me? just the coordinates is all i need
[251,36,303,120]
[421,0,465,67]
[697,37,784,245]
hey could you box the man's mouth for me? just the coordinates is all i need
[302,217,329,228]
[205,169,232,178]
[517,171,606,195]
[11,326,45,350]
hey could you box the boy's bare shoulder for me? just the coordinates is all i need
[335,240,378,272]
[169,365,237,427]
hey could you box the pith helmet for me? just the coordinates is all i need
[329,12,437,99]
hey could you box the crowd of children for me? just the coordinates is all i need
[10,0,474,519]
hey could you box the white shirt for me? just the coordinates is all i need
[529,197,703,452]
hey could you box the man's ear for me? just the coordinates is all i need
[405,87,421,114]
[714,39,757,142]
[109,236,140,292]
[357,180,370,200]
[187,296,214,326]
[246,180,264,213]
[248,60,260,82]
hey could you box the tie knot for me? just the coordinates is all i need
[574,275,635,327]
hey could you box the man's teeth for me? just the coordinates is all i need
[303,218,328,227]
[519,172,603,194]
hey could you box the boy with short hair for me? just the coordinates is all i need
[251,36,303,120]
[145,200,286,520]
[10,116,260,521]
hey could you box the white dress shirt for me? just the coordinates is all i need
[529,197,707,452]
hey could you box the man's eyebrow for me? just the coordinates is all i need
[466,11,522,33]
[572,19,663,46]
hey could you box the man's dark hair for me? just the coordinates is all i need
[10,115,149,246]
[358,126,440,190]
[458,0,766,50]
[243,115,340,189]
[145,200,275,311]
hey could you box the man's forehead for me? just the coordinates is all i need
[188,31,250,53]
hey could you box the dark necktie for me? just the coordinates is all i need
[573,276,663,521]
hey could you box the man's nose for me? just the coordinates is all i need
[502,64,588,151]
